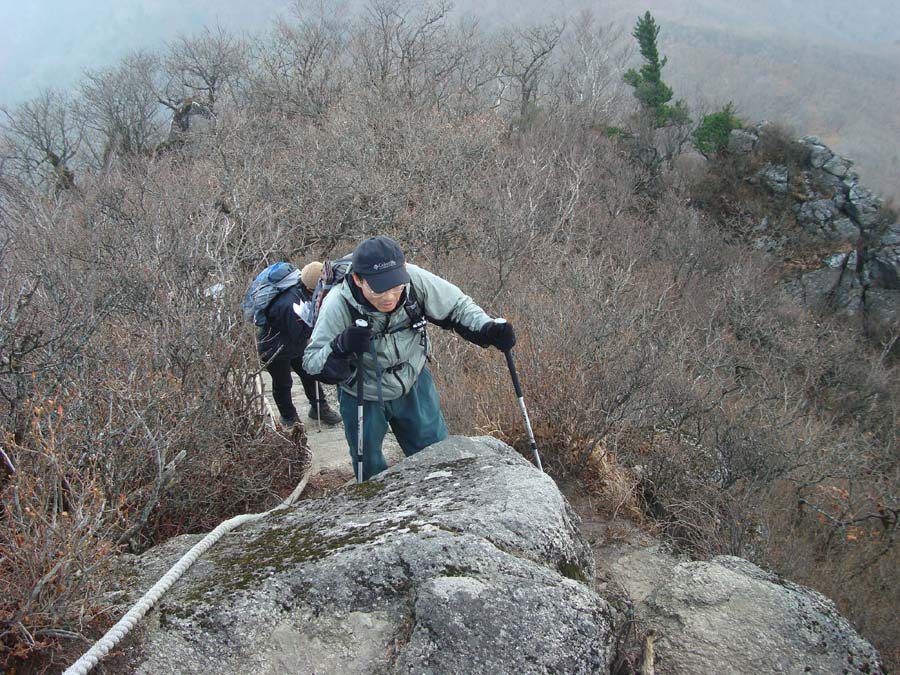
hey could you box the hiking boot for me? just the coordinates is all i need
[309,401,342,426]
[280,415,302,429]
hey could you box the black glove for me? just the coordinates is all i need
[332,324,372,356]
[481,320,516,351]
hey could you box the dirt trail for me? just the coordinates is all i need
[259,371,402,480]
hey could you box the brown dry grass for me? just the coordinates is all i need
[1,36,897,671]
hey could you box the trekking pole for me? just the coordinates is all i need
[355,319,368,483]
[315,383,322,433]
[295,301,321,432]
[495,319,543,472]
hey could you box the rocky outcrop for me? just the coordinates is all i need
[107,435,888,674]
[124,436,613,675]
[790,250,864,314]
[166,99,215,143]
[642,556,884,675]
[732,127,899,331]
[758,161,790,194]
[598,545,885,675]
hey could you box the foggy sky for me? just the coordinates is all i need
[2,0,897,107]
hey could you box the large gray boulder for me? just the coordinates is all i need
[127,436,613,675]
[789,254,864,316]
[808,168,846,205]
[865,223,900,289]
[823,153,852,178]
[642,556,884,675]
[830,217,861,242]
[788,266,842,311]
[808,143,832,169]
[847,184,884,227]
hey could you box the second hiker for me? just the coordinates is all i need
[258,261,342,427]
[303,235,516,479]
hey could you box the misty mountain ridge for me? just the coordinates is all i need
[653,18,900,196]
[2,0,898,199]
[451,0,899,46]
[4,2,900,672]
[612,0,900,47]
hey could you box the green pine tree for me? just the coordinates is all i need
[693,103,743,156]
[623,11,689,127]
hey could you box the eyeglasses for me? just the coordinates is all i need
[361,278,404,298]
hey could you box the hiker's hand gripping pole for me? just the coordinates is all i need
[355,319,368,483]
[495,319,543,472]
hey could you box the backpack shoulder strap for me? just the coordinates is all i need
[402,282,427,332]
[262,283,298,323]
[352,282,428,350]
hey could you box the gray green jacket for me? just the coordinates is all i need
[302,263,492,401]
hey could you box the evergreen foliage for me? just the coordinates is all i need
[623,11,689,127]
[693,103,743,156]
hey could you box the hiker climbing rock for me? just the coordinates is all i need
[252,260,342,427]
[303,235,516,480]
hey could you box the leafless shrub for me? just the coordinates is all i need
[0,154,307,670]
[249,0,350,119]
[492,21,565,127]
[2,6,898,669]
[347,0,468,109]
[551,10,632,128]
[754,121,811,171]
[1,408,113,669]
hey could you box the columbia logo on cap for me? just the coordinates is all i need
[373,260,397,270]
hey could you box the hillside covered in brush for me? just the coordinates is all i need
[1,3,897,672]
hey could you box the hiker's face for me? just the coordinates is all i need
[355,274,404,312]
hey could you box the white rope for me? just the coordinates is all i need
[63,469,310,675]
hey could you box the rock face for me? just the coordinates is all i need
[166,99,216,144]
[128,436,613,675]
[730,128,899,329]
[787,251,864,314]
[640,556,884,675]
[596,538,885,675]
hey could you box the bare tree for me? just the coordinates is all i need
[79,50,165,165]
[349,0,461,106]
[250,0,349,118]
[0,90,81,192]
[493,21,565,126]
[438,16,498,118]
[160,25,249,112]
[0,219,112,445]
[552,10,631,126]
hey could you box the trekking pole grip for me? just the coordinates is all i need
[495,319,543,472]
[355,319,368,483]
[504,349,524,398]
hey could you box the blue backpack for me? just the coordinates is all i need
[241,262,302,327]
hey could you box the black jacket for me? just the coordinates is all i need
[257,284,313,362]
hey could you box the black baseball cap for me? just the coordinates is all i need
[351,236,410,293]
